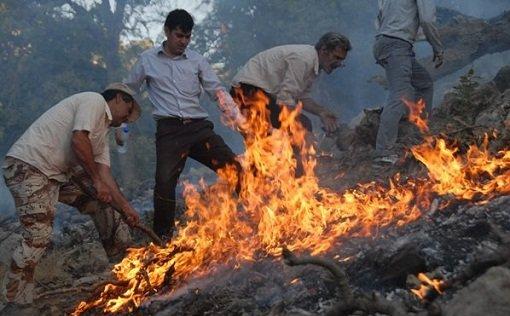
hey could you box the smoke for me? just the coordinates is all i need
[436,0,510,19]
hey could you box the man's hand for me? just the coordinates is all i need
[318,110,338,134]
[93,178,112,203]
[114,128,124,146]
[216,90,246,126]
[122,204,140,227]
[433,51,444,68]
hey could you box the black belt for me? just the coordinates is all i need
[158,117,205,125]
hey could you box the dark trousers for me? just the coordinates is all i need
[230,83,313,177]
[154,118,239,238]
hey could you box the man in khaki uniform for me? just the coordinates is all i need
[1,83,141,307]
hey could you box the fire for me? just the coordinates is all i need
[412,135,510,200]
[411,273,445,300]
[72,95,510,314]
[403,98,429,134]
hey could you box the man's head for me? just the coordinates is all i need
[315,32,352,74]
[163,9,194,56]
[102,83,140,127]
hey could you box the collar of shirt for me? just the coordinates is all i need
[157,41,189,59]
[313,50,320,75]
[105,103,113,124]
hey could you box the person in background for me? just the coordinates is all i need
[372,0,444,165]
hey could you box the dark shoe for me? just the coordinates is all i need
[373,154,399,165]
[372,154,400,170]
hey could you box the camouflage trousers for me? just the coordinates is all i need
[1,157,132,304]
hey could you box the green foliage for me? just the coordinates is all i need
[452,68,480,108]
[0,0,108,154]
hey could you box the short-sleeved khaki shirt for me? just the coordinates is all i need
[3,92,112,182]
[231,44,320,107]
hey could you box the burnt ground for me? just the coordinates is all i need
[1,67,510,315]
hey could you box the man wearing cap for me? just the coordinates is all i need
[1,83,141,307]
[372,0,444,165]
[125,9,243,239]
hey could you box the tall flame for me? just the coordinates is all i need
[72,95,510,314]
[403,98,429,134]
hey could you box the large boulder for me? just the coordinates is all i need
[443,266,510,316]
[493,65,510,93]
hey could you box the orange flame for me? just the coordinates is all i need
[412,135,510,200]
[403,98,429,134]
[72,92,510,315]
[411,273,445,300]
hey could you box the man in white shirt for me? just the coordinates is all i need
[373,0,444,165]
[231,32,351,135]
[1,83,141,307]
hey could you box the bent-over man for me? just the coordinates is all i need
[230,32,351,135]
[1,83,141,307]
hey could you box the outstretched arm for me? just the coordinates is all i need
[300,97,339,133]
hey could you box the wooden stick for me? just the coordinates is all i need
[69,175,164,247]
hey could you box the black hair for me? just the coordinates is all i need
[101,90,133,103]
[164,9,194,32]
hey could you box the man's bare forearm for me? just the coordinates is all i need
[71,131,101,182]
[301,97,329,116]
[97,163,130,210]
[97,163,140,226]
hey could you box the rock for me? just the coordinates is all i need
[474,105,505,129]
[378,242,427,286]
[443,266,510,316]
[34,242,109,287]
[493,65,510,93]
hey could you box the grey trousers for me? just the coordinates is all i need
[373,35,433,157]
